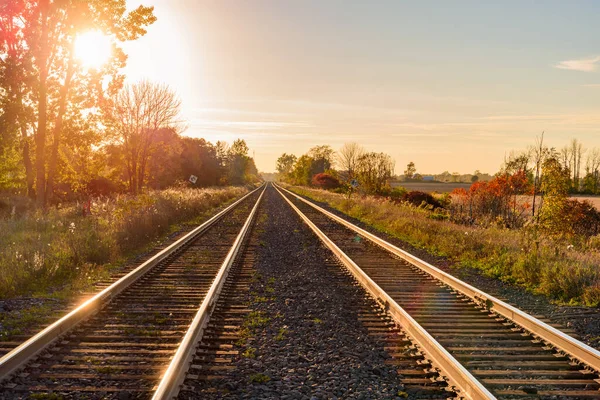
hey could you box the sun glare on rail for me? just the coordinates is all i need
[74,31,112,69]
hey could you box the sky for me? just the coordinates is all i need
[122,0,600,174]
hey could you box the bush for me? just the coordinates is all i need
[402,191,443,209]
[311,173,340,190]
[388,187,407,200]
[565,199,600,237]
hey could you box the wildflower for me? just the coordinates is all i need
[69,222,76,233]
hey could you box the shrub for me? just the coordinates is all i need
[311,173,340,190]
[402,191,443,209]
[388,187,407,200]
[565,199,600,237]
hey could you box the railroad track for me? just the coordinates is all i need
[0,185,265,399]
[275,184,600,400]
[176,184,457,399]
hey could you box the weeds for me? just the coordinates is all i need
[249,373,270,383]
[290,186,600,306]
[275,327,287,341]
[242,347,256,358]
[0,187,246,299]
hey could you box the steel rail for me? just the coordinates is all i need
[152,185,266,400]
[274,184,494,400]
[276,184,600,375]
[0,185,264,381]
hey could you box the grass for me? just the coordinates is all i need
[249,373,270,384]
[242,347,256,358]
[275,327,287,341]
[0,303,52,341]
[0,186,247,299]
[289,186,600,306]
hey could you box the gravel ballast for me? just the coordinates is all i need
[186,186,410,399]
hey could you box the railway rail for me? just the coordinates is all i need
[2,182,600,399]
[0,185,265,399]
[275,184,600,400]
[175,184,457,399]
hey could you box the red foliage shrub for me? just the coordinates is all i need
[402,191,443,209]
[565,199,600,237]
[311,173,341,190]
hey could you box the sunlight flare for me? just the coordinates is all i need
[74,31,112,69]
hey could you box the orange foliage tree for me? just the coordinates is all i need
[450,170,532,227]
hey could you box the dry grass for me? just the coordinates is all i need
[290,186,600,306]
[0,186,247,298]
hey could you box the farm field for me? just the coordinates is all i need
[392,181,600,210]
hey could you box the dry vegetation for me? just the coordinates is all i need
[0,186,247,298]
[289,186,600,306]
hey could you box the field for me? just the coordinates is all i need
[393,182,600,210]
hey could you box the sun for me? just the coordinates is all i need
[74,31,112,69]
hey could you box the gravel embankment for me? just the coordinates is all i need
[193,187,409,399]
[292,190,600,348]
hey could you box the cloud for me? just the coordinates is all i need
[189,119,313,131]
[582,84,600,88]
[556,56,600,72]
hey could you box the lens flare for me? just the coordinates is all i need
[74,31,112,69]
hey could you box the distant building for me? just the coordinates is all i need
[423,175,434,181]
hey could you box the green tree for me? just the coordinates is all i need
[227,139,250,184]
[276,153,297,181]
[291,155,314,185]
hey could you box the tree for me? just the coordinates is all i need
[540,157,571,234]
[530,132,551,220]
[404,162,416,180]
[0,0,157,206]
[308,145,335,175]
[227,139,250,184]
[337,143,364,181]
[356,152,395,194]
[276,153,297,180]
[290,155,314,185]
[110,80,182,194]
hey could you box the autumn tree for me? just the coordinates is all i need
[0,0,156,206]
[110,80,182,194]
[540,157,571,234]
[355,152,395,194]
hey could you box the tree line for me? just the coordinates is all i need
[276,143,396,195]
[0,1,258,207]
[450,134,600,237]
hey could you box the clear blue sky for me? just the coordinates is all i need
[124,0,600,173]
